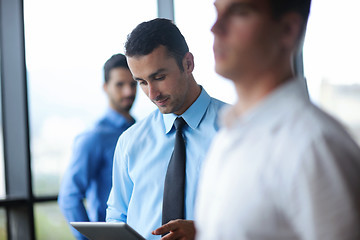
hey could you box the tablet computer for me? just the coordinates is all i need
[70,222,145,240]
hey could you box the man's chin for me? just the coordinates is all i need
[157,105,172,114]
[118,104,133,112]
[215,64,235,81]
[158,108,171,114]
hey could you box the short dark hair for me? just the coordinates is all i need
[103,53,129,83]
[269,0,312,22]
[125,18,189,72]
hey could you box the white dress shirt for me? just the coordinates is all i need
[195,78,360,240]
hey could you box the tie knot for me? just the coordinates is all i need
[174,117,186,131]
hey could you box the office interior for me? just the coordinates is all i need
[0,0,359,239]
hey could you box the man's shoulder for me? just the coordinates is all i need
[296,103,349,137]
[210,96,228,104]
[282,102,359,156]
[279,103,360,190]
[210,97,229,106]
[77,117,112,139]
[73,128,103,151]
[205,97,229,127]
[208,96,229,111]
[119,109,162,142]
[72,115,119,148]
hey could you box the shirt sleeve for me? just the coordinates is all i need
[283,132,360,240]
[58,134,96,240]
[106,134,133,223]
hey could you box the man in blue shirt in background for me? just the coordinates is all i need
[58,53,137,240]
[106,18,227,240]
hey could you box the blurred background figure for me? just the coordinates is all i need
[58,53,137,240]
[195,0,360,239]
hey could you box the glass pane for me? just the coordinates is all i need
[303,0,360,145]
[34,202,73,240]
[174,0,236,105]
[24,0,157,196]
[0,208,7,240]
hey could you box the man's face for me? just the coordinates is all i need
[211,0,282,81]
[127,45,192,115]
[104,67,137,113]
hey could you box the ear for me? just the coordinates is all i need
[182,52,195,73]
[103,82,108,93]
[280,12,304,50]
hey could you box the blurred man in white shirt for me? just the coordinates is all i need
[195,0,360,239]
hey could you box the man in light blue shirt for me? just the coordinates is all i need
[58,54,137,240]
[106,18,227,240]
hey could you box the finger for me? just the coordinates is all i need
[161,231,180,240]
[152,224,171,235]
[152,220,179,235]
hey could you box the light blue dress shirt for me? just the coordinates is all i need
[58,108,135,240]
[106,88,227,240]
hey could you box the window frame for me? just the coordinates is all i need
[1,0,35,238]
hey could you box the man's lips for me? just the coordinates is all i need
[121,97,135,104]
[213,47,226,60]
[155,97,169,106]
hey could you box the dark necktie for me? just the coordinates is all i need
[162,117,186,225]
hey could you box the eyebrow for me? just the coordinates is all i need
[133,68,166,81]
[214,1,258,13]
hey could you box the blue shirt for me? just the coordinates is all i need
[106,88,227,240]
[58,108,135,240]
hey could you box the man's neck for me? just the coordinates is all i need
[111,106,133,122]
[233,70,294,117]
[174,77,201,116]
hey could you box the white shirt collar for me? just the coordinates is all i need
[163,87,211,134]
[221,77,309,130]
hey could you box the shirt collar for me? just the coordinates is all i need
[105,107,135,128]
[221,77,309,130]
[163,86,211,134]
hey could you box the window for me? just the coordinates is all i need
[0,208,6,240]
[1,0,162,239]
[34,202,72,240]
[303,0,360,145]
[9,1,360,240]
[23,0,158,238]
[24,0,157,197]
[174,0,236,105]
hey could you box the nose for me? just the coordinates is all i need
[123,84,135,97]
[211,17,226,36]
[147,83,160,100]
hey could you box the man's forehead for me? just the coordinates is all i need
[127,58,168,81]
[214,0,268,10]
